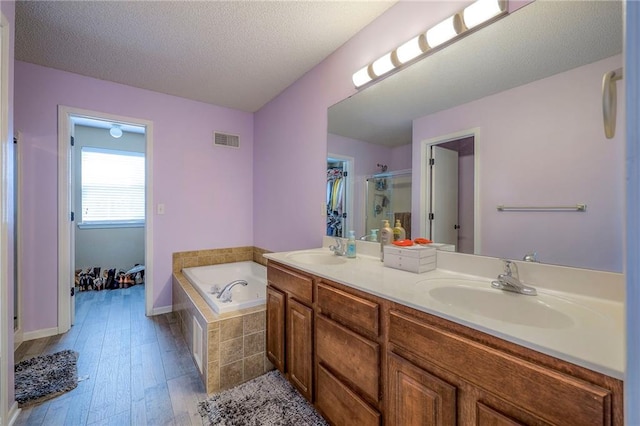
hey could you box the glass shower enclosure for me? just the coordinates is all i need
[364,169,412,240]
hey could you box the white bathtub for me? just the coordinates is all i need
[182,261,267,314]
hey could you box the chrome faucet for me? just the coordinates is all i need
[211,279,248,303]
[523,252,539,262]
[491,259,537,296]
[329,237,347,256]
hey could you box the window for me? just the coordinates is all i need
[80,147,145,227]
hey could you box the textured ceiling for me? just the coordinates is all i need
[16,1,395,113]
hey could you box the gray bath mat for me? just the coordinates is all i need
[15,350,79,407]
[198,370,328,425]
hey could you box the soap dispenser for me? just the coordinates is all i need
[393,220,406,241]
[346,230,357,258]
[380,220,393,261]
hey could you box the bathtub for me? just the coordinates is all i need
[182,261,267,314]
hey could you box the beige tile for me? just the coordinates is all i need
[220,337,243,365]
[207,360,220,393]
[182,256,200,268]
[208,329,220,362]
[243,311,265,334]
[220,360,243,389]
[220,317,243,341]
[244,353,264,381]
[244,331,265,357]
[198,255,214,266]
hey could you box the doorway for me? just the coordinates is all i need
[57,106,154,333]
[326,154,354,238]
[419,129,480,254]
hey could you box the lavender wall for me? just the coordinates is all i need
[253,1,466,252]
[15,61,254,331]
[412,54,624,272]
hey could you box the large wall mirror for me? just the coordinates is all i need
[327,1,623,272]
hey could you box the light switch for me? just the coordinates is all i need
[157,203,165,215]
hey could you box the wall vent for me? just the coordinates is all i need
[213,132,240,148]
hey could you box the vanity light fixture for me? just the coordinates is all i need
[109,124,123,138]
[352,0,507,88]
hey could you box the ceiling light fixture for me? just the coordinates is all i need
[110,124,123,138]
[352,0,508,88]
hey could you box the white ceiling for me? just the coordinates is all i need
[16,1,396,113]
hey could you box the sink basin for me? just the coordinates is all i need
[427,283,575,329]
[285,251,348,265]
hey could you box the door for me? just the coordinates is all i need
[266,286,285,372]
[287,298,313,401]
[430,146,459,246]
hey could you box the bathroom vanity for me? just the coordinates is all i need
[264,247,624,425]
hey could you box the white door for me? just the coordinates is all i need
[430,146,459,246]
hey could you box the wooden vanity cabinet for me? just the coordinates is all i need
[266,263,314,401]
[387,305,624,426]
[267,262,623,426]
[315,281,383,425]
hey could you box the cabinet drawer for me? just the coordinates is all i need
[268,263,313,304]
[316,315,380,403]
[317,282,379,336]
[389,309,613,426]
[316,364,380,426]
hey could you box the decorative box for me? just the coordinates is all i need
[383,245,437,273]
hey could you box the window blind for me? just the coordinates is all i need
[81,147,145,225]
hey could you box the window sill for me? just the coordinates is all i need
[77,222,145,230]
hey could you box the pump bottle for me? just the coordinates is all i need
[380,220,393,261]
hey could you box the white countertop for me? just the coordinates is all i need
[264,246,625,380]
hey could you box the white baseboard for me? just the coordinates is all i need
[13,329,23,351]
[23,327,59,342]
[152,305,172,316]
[7,401,20,426]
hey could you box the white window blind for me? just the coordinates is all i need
[81,147,145,226]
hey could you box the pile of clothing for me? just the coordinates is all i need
[75,265,144,291]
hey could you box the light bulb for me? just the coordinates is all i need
[396,35,427,64]
[426,15,461,48]
[352,66,373,88]
[463,0,504,29]
[371,52,395,77]
[110,125,123,138]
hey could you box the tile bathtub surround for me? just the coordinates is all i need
[172,246,272,274]
[172,264,272,394]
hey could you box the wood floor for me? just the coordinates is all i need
[14,284,208,426]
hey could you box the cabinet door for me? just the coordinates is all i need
[387,353,457,426]
[287,298,313,401]
[476,402,525,426]
[266,286,285,372]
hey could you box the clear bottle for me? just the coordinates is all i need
[370,229,378,243]
[393,220,406,241]
[346,230,357,258]
[380,220,393,261]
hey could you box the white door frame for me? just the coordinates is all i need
[57,106,154,333]
[419,128,480,254]
[0,10,12,425]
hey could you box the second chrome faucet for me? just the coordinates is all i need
[491,259,537,296]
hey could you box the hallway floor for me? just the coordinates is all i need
[14,284,207,426]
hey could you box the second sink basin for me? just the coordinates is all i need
[285,250,347,265]
[425,280,587,329]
